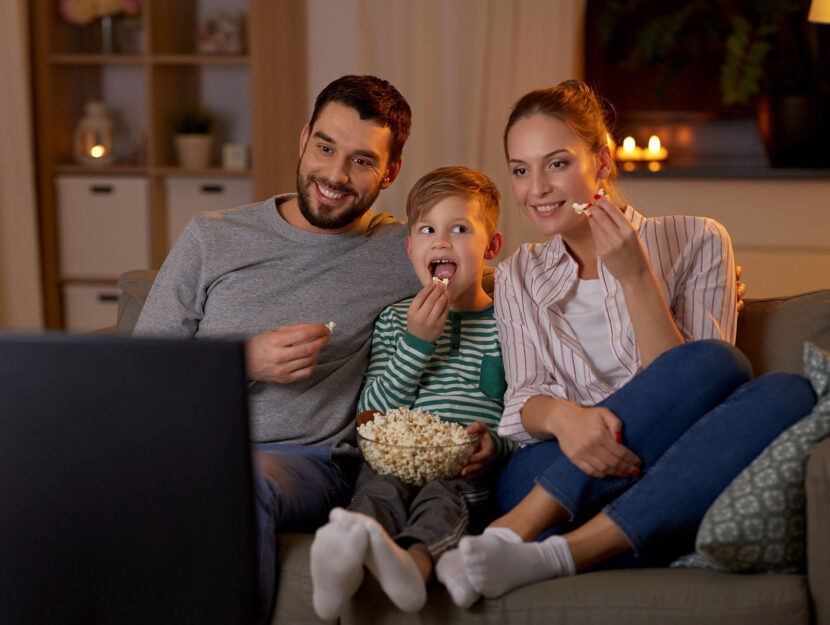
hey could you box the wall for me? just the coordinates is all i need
[0,0,43,330]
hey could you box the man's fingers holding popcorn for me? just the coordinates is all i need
[245,323,330,383]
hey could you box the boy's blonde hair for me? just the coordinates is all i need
[405,166,500,234]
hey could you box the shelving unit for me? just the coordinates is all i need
[29,0,307,329]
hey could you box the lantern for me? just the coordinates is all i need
[74,101,114,166]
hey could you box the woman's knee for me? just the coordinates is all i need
[749,372,817,420]
[656,339,751,385]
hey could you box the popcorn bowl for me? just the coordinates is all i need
[356,410,477,486]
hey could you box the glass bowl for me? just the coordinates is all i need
[355,410,477,486]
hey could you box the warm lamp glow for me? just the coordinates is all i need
[809,0,830,23]
[90,145,106,158]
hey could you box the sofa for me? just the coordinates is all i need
[115,270,830,625]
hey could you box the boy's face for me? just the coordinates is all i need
[406,195,502,309]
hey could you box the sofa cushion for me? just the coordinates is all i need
[693,342,830,573]
[116,269,158,335]
[273,533,810,625]
[736,289,830,376]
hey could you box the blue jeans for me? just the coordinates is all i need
[251,444,352,623]
[497,340,817,566]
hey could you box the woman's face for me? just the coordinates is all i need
[506,113,608,239]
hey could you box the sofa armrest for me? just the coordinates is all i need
[807,437,830,625]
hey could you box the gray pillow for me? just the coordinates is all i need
[692,342,830,573]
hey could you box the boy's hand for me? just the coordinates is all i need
[461,422,495,479]
[245,323,330,383]
[407,282,450,344]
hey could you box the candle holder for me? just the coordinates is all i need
[615,135,669,171]
[74,101,115,166]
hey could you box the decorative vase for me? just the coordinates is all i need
[175,134,213,168]
[100,15,114,54]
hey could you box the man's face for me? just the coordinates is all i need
[295,102,397,233]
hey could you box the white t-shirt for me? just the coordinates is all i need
[559,278,629,388]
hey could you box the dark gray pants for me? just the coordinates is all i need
[348,462,499,559]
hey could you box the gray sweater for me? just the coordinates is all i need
[134,194,422,460]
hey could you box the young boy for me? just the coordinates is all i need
[309,166,510,618]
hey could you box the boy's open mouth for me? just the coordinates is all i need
[430,258,457,281]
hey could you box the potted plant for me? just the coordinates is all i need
[170,102,214,169]
[596,0,830,167]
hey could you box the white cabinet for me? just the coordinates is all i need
[62,284,121,332]
[56,175,150,279]
[165,176,252,247]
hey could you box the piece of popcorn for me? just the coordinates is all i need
[572,188,605,214]
[325,321,336,335]
[432,277,449,287]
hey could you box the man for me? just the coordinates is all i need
[134,75,422,620]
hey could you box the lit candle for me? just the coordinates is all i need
[615,136,643,161]
[90,145,106,159]
[645,135,668,161]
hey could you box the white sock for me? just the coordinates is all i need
[309,508,369,620]
[340,509,427,612]
[435,547,481,608]
[460,527,575,598]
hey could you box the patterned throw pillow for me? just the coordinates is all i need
[690,342,830,573]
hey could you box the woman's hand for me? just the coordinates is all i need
[407,282,450,343]
[587,198,651,286]
[549,402,642,478]
[461,421,496,479]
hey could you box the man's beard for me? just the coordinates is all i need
[295,162,380,231]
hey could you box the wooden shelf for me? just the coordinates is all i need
[151,54,249,65]
[152,166,252,177]
[50,54,145,65]
[30,0,306,329]
[55,164,148,175]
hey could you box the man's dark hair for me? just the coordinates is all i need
[308,75,412,163]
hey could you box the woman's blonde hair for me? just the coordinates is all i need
[503,80,621,203]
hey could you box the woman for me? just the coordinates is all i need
[434,80,816,607]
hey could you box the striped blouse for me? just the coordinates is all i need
[358,299,512,459]
[494,206,736,445]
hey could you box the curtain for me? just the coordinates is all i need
[307,0,586,259]
[0,0,43,329]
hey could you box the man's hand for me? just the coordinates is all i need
[407,282,450,344]
[736,265,747,314]
[245,323,330,383]
[460,421,495,479]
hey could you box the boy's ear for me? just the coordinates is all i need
[405,234,413,261]
[381,156,402,190]
[299,123,311,156]
[484,231,504,261]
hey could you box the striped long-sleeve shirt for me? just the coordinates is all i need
[494,206,736,445]
[358,299,513,459]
